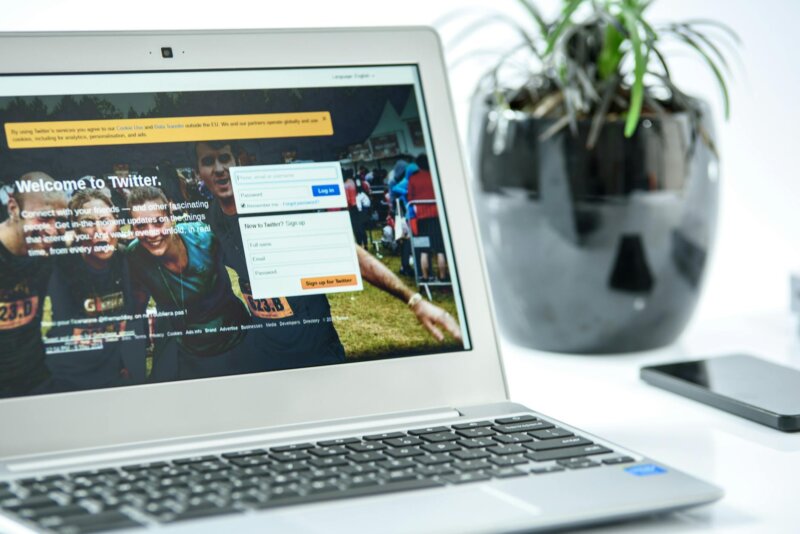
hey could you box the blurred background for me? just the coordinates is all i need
[3,0,798,325]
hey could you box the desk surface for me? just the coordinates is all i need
[501,311,800,533]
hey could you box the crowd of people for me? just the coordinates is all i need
[349,154,451,284]
[0,141,463,398]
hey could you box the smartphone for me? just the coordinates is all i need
[641,354,800,432]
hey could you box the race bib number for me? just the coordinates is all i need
[244,294,294,320]
[0,296,39,330]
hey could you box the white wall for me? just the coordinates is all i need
[3,0,797,323]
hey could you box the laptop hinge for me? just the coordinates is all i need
[5,406,462,474]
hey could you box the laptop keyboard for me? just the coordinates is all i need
[0,415,635,533]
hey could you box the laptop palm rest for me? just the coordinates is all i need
[159,484,540,534]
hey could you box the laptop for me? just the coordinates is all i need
[0,28,721,533]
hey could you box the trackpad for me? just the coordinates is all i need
[278,484,541,533]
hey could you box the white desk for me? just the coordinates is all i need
[501,311,800,533]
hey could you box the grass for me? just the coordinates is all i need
[328,246,462,359]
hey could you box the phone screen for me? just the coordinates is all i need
[650,354,800,415]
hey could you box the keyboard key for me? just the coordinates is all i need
[451,421,492,430]
[189,460,229,473]
[492,433,533,445]
[307,467,342,481]
[383,470,418,483]
[455,427,495,439]
[487,444,527,456]
[307,480,342,494]
[271,461,310,473]
[271,473,305,486]
[271,451,312,462]
[524,437,592,452]
[408,426,449,436]
[488,455,528,467]
[450,449,490,461]
[56,510,142,531]
[417,454,451,466]
[602,456,635,465]
[165,504,241,523]
[121,461,169,472]
[308,457,349,468]
[452,460,491,472]
[347,442,387,453]
[385,436,424,447]
[442,472,491,485]
[271,443,314,452]
[421,442,460,454]
[421,432,460,443]
[528,428,574,440]
[268,485,303,500]
[494,421,554,434]
[347,474,381,488]
[16,475,65,486]
[525,444,612,462]
[489,467,527,478]
[495,415,537,425]
[531,465,565,474]
[18,504,88,520]
[341,464,379,476]
[363,432,405,441]
[229,456,271,468]
[415,465,457,477]
[171,455,217,465]
[3,495,57,511]
[221,449,268,459]
[378,459,416,471]
[309,446,348,457]
[347,452,386,463]
[557,458,601,470]
[317,438,360,447]
[385,447,425,459]
[457,438,495,449]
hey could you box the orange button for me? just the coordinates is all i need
[301,274,358,290]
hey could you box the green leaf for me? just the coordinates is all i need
[621,5,648,137]
[598,18,625,80]
[545,0,584,55]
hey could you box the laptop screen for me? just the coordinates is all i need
[0,65,470,399]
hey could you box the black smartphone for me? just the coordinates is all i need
[640,354,800,432]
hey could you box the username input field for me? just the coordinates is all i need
[230,161,346,215]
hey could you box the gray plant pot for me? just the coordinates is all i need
[469,93,719,353]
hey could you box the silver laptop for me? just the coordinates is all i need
[0,28,721,533]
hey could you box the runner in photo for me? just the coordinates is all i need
[45,189,147,392]
[0,172,67,397]
[125,186,251,379]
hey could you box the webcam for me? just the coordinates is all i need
[161,47,173,59]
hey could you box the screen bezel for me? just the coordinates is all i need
[0,28,508,458]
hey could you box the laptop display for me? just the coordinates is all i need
[0,65,469,399]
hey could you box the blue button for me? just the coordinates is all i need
[312,184,340,197]
[625,464,667,477]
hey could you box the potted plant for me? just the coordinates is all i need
[447,0,737,353]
